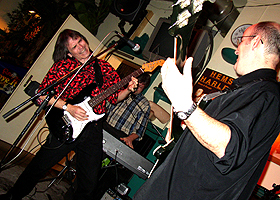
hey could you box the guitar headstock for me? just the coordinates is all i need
[169,0,216,36]
[169,0,216,33]
[142,60,165,72]
[168,0,216,75]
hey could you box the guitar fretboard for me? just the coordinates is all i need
[88,68,144,108]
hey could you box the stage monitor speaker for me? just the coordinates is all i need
[110,0,150,23]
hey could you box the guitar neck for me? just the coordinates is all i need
[88,68,144,108]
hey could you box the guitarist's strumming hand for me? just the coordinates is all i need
[40,95,89,121]
[66,104,89,121]
[161,57,194,112]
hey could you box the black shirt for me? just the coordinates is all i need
[134,69,280,200]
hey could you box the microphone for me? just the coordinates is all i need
[115,31,140,52]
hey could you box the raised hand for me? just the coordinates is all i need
[161,57,194,112]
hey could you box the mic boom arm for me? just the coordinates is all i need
[115,31,140,52]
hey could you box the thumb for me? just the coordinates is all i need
[183,57,193,76]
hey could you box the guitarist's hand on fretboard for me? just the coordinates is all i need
[127,77,138,92]
[116,77,138,103]
[161,57,194,112]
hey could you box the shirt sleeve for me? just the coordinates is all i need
[38,61,63,92]
[132,99,151,140]
[207,89,280,174]
[38,60,73,98]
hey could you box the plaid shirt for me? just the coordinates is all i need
[106,93,150,140]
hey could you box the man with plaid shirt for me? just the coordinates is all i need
[104,73,151,149]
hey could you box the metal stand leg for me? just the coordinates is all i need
[40,154,76,189]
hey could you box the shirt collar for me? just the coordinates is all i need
[233,68,277,87]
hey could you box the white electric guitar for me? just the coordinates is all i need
[45,60,164,143]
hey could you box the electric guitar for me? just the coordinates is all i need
[45,60,164,143]
[150,0,216,174]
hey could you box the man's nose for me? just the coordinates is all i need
[77,43,83,49]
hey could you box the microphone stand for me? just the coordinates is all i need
[0,87,54,171]
[0,40,121,171]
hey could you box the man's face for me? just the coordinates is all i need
[66,36,91,63]
[234,25,255,76]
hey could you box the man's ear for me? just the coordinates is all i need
[252,35,262,49]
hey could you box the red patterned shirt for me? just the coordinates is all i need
[38,58,121,114]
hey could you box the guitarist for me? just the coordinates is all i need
[104,73,151,150]
[1,29,138,200]
[134,22,280,200]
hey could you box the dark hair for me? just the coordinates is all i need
[252,22,280,57]
[138,72,151,89]
[52,29,89,63]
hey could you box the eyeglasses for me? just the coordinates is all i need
[236,35,264,46]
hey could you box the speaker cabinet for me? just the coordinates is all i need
[110,0,150,23]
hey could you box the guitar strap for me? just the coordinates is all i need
[199,78,278,110]
[92,59,103,89]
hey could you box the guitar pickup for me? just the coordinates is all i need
[62,114,71,127]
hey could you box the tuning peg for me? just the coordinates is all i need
[171,9,191,29]
[172,0,191,8]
